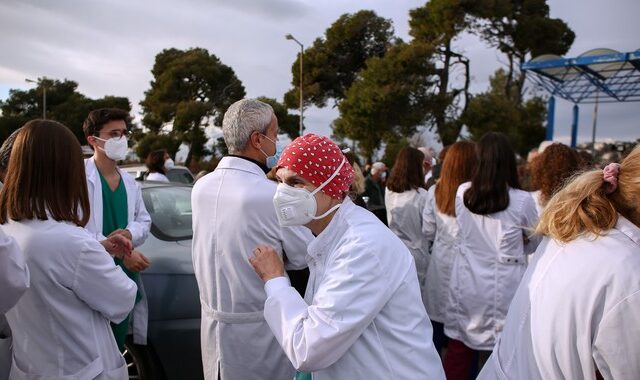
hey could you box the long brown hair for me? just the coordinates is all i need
[386,147,424,193]
[146,149,167,174]
[537,144,640,242]
[530,143,582,206]
[464,132,520,215]
[435,141,477,216]
[0,119,90,227]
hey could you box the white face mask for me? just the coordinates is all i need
[165,158,175,170]
[95,136,128,161]
[273,157,346,227]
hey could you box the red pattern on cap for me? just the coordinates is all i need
[276,134,355,199]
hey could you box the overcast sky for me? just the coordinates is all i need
[1,0,638,150]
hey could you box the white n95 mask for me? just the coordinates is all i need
[95,136,129,161]
[165,158,175,170]
[273,157,346,227]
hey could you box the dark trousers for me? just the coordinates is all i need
[443,338,490,380]
[431,320,449,357]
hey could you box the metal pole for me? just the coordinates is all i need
[286,34,304,137]
[545,96,555,141]
[591,92,599,160]
[570,104,579,149]
[42,83,47,119]
[299,44,303,137]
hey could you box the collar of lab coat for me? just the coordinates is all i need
[307,197,355,260]
[616,215,640,247]
[216,156,268,178]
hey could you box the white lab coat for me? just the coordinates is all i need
[0,228,29,380]
[385,187,430,290]
[263,198,446,380]
[84,158,152,345]
[422,186,460,323]
[3,218,137,380]
[530,190,544,216]
[445,183,540,350]
[146,172,169,182]
[84,158,152,247]
[191,156,312,380]
[478,216,640,380]
[0,227,28,314]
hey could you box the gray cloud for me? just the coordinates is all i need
[0,0,638,148]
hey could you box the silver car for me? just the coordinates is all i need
[124,181,203,379]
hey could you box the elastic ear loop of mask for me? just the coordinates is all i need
[309,156,347,220]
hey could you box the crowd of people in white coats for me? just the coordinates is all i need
[0,97,639,380]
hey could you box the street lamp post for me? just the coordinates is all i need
[25,77,46,119]
[285,34,304,136]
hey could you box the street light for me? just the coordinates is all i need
[25,77,47,119]
[285,33,304,136]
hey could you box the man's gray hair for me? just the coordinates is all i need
[222,99,274,154]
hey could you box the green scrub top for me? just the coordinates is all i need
[100,172,139,351]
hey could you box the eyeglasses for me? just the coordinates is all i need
[98,129,129,139]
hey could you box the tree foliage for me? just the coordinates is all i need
[140,48,246,166]
[333,42,438,161]
[469,0,575,101]
[134,132,182,162]
[0,78,131,144]
[463,69,546,157]
[256,97,301,139]
[284,10,397,109]
[409,0,476,145]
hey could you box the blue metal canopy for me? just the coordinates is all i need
[522,48,640,147]
[523,48,640,103]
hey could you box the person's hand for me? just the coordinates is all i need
[108,228,133,242]
[101,234,133,258]
[249,245,285,283]
[123,250,151,272]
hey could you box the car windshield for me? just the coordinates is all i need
[142,186,192,241]
[167,168,194,184]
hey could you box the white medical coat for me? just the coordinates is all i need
[445,183,539,350]
[478,216,640,380]
[385,187,430,290]
[3,218,137,379]
[263,198,446,380]
[146,172,169,183]
[84,157,151,345]
[191,156,312,380]
[422,186,460,323]
[0,227,28,314]
[84,158,151,247]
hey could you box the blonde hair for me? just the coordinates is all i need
[350,162,366,194]
[536,145,640,242]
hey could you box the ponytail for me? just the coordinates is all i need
[536,145,640,243]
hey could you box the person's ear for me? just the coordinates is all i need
[249,132,262,150]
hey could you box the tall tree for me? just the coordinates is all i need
[256,97,301,139]
[0,78,130,144]
[409,0,476,144]
[140,48,245,166]
[333,42,438,161]
[284,10,397,109]
[462,69,546,157]
[469,0,575,102]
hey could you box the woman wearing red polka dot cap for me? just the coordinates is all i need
[249,134,445,380]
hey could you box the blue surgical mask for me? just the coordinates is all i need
[260,134,285,168]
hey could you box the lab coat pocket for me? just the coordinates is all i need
[10,356,103,380]
[497,253,526,265]
[0,335,11,380]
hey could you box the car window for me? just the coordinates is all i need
[167,168,194,184]
[142,186,192,241]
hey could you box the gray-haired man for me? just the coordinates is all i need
[191,99,312,379]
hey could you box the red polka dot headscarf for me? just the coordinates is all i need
[276,134,355,199]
